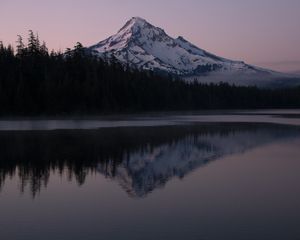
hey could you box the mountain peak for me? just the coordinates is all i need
[130,16,147,24]
[118,16,151,34]
[88,17,293,87]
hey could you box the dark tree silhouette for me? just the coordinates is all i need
[0,31,299,116]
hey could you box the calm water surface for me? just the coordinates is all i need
[0,111,300,240]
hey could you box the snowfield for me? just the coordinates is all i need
[89,17,300,87]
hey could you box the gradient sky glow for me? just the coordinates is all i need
[1,0,300,72]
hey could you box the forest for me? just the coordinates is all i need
[0,31,300,116]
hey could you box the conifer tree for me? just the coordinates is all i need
[16,35,25,57]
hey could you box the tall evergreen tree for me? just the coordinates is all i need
[16,35,25,57]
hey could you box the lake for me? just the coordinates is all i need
[0,111,300,240]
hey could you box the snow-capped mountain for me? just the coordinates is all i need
[89,17,299,87]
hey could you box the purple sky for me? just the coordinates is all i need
[1,0,300,72]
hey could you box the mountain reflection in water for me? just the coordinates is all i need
[0,123,299,198]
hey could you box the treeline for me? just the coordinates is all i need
[0,31,300,116]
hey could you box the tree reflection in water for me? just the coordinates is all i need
[0,123,299,198]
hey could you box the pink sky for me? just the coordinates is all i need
[1,0,300,72]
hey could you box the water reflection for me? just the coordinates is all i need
[0,123,299,197]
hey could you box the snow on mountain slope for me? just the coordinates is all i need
[89,17,299,87]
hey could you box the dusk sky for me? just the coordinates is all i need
[1,0,300,72]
